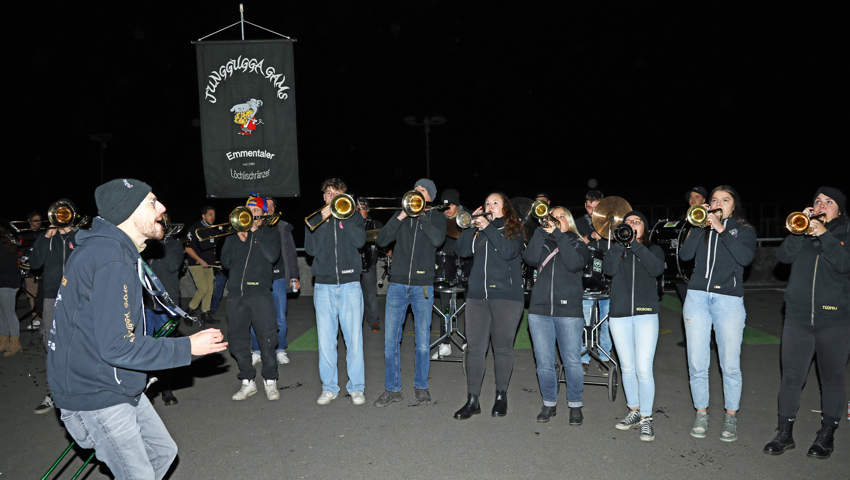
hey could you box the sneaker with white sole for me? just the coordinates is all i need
[439,343,451,356]
[691,412,709,438]
[232,379,257,400]
[317,391,338,405]
[351,392,366,405]
[251,352,261,365]
[616,409,642,430]
[264,379,279,400]
[276,351,290,364]
[720,413,738,442]
[640,417,655,442]
[34,395,54,414]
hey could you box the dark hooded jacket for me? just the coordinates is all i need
[680,217,756,297]
[377,209,446,286]
[523,227,589,317]
[456,217,525,302]
[221,226,280,296]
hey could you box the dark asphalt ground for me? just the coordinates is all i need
[1,287,848,480]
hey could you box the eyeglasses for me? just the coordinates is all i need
[140,198,159,208]
[624,219,642,226]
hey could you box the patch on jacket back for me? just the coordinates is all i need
[416,270,426,274]
[342,269,354,274]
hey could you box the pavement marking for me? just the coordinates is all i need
[660,294,781,345]
[288,326,318,351]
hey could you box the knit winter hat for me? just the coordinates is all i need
[414,178,437,202]
[813,186,846,215]
[95,178,152,226]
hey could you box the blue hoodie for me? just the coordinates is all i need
[47,217,192,412]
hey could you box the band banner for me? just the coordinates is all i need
[195,40,300,198]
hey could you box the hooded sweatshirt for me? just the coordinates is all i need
[29,230,77,298]
[680,217,756,297]
[47,217,192,412]
[305,213,365,285]
[377,209,446,286]
[221,226,280,297]
[603,241,666,317]
[523,227,589,318]
[456,217,525,302]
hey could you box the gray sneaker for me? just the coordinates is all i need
[34,395,54,414]
[616,409,642,430]
[374,390,403,407]
[691,412,709,439]
[414,388,431,404]
[720,413,738,442]
[639,417,655,442]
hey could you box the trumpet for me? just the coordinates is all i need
[455,211,492,229]
[358,190,428,218]
[530,199,560,229]
[9,201,88,232]
[195,206,278,241]
[305,193,356,230]
[686,205,723,227]
[786,211,826,235]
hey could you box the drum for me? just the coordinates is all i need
[648,218,694,286]
[434,252,460,285]
[361,245,376,273]
[458,256,473,284]
[582,247,609,293]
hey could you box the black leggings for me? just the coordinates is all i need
[777,320,850,424]
[465,298,524,396]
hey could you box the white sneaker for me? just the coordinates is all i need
[317,391,338,405]
[351,392,366,405]
[251,352,261,365]
[431,350,440,360]
[276,351,290,364]
[439,343,452,356]
[264,379,279,400]
[232,379,257,400]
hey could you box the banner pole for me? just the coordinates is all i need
[240,4,245,40]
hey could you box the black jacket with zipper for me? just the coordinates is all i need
[523,227,589,317]
[680,217,756,297]
[221,226,280,297]
[776,214,850,327]
[376,209,446,286]
[456,217,525,302]
[305,213,365,285]
[603,241,665,318]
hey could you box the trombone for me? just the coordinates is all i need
[9,201,88,232]
[530,199,560,229]
[786,211,826,235]
[305,193,356,230]
[686,205,723,227]
[357,190,427,218]
[195,206,279,241]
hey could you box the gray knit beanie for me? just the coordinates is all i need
[95,178,153,225]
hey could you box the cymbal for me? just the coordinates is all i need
[365,229,381,242]
[446,219,462,239]
[510,197,538,243]
[591,196,632,239]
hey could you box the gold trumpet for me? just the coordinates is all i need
[9,201,88,232]
[305,193,356,230]
[196,206,279,240]
[357,190,427,218]
[455,211,492,229]
[786,211,826,235]
[686,205,722,227]
[530,199,560,229]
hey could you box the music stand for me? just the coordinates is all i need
[430,285,467,363]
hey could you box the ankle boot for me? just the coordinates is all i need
[0,335,10,354]
[807,423,837,459]
[454,394,481,420]
[3,336,22,357]
[763,417,795,455]
[491,390,507,417]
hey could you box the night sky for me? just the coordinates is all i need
[8,1,835,241]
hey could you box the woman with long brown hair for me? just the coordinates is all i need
[453,192,526,419]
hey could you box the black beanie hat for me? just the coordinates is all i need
[95,178,153,225]
[813,186,846,215]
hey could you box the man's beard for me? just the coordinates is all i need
[134,214,164,240]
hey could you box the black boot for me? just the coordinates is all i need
[491,390,507,417]
[763,417,795,455]
[807,423,837,460]
[201,311,220,325]
[454,394,481,420]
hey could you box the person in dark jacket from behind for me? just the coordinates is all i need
[453,192,525,420]
[305,178,367,406]
[764,187,850,459]
[523,206,589,424]
[222,195,281,401]
[604,211,665,441]
[46,178,226,480]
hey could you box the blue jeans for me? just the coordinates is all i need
[683,290,746,411]
[528,314,584,407]
[251,277,288,353]
[210,272,227,312]
[582,299,613,363]
[60,394,177,480]
[313,282,365,395]
[609,314,659,417]
[383,283,433,391]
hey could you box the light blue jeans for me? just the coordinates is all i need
[251,277,289,353]
[609,314,659,417]
[60,394,177,480]
[528,314,584,407]
[683,290,746,411]
[383,283,433,392]
[582,299,613,363]
[313,282,365,395]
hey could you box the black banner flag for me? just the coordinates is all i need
[195,40,300,198]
